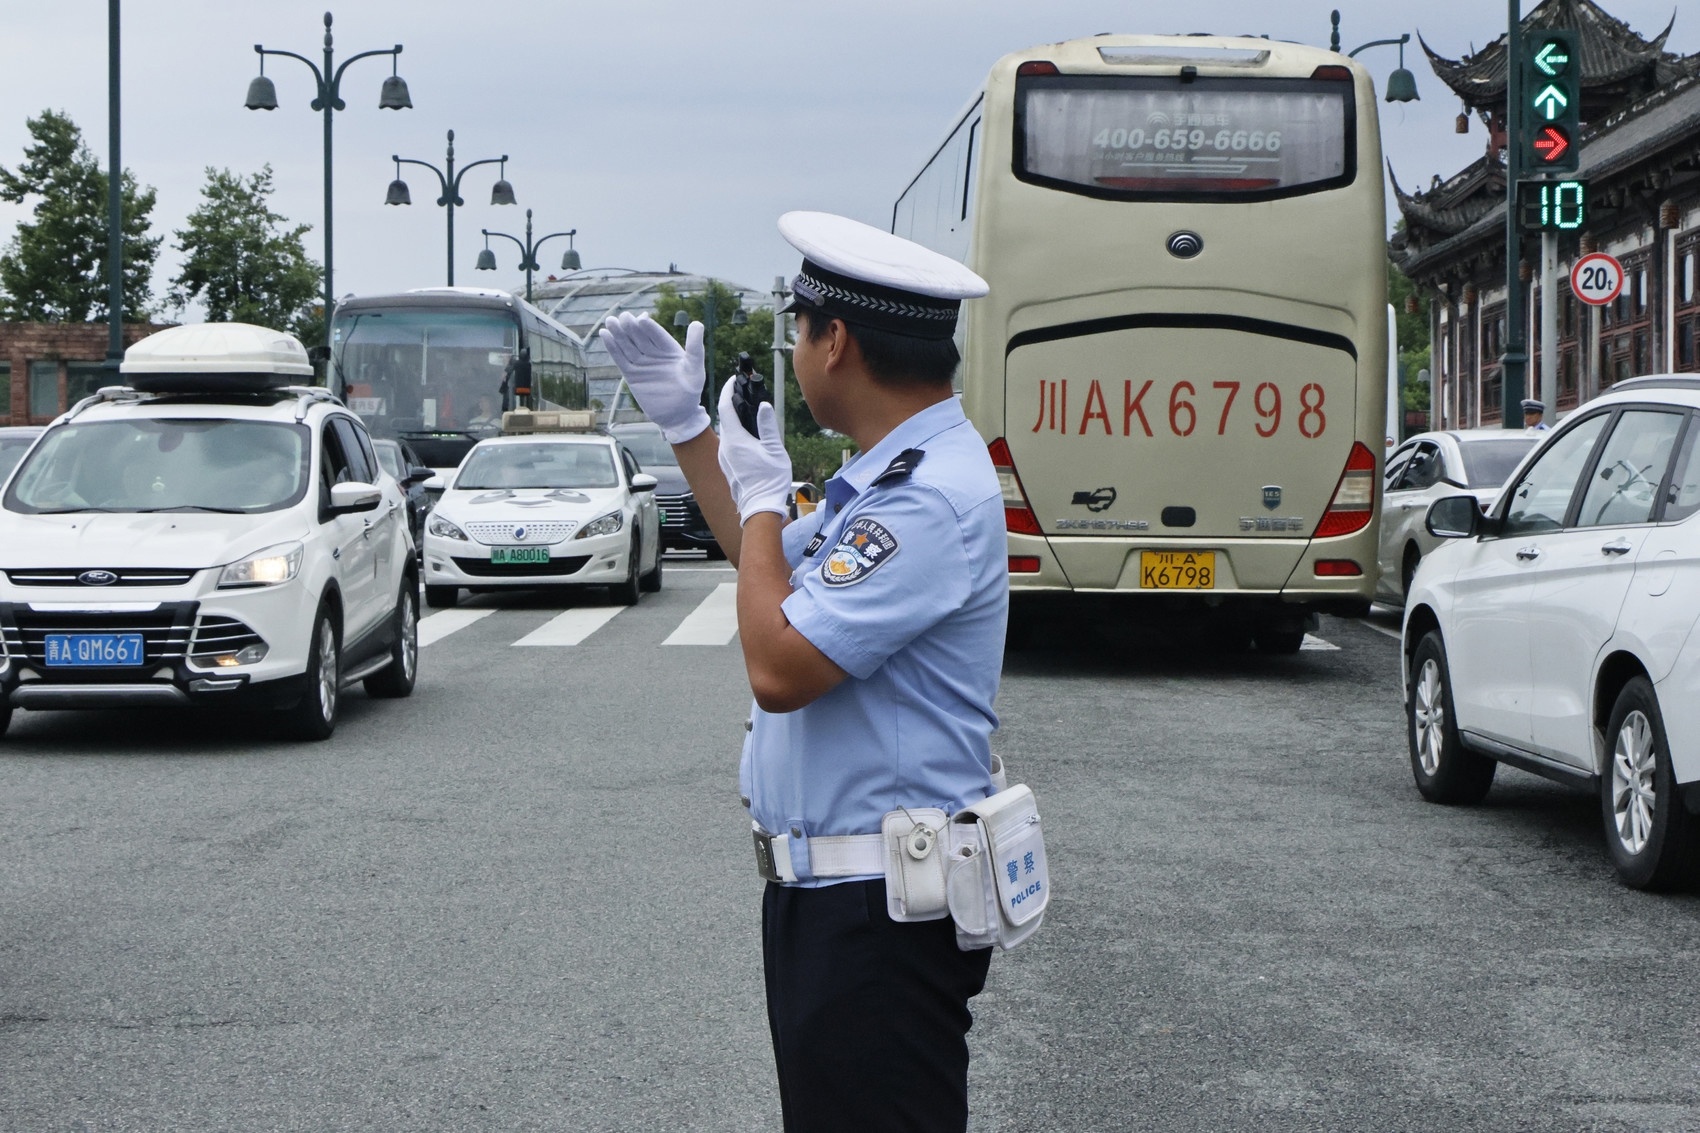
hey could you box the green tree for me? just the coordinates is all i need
[171,165,322,341]
[1388,258,1433,417]
[0,109,159,322]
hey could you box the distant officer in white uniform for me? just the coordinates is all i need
[1522,398,1549,432]
[600,212,1006,1133]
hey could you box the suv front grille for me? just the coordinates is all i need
[7,567,199,587]
[655,492,703,531]
[1,602,197,666]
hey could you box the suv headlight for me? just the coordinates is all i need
[428,514,468,541]
[218,542,304,589]
[575,512,623,539]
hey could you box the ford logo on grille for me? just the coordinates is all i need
[78,569,119,586]
[513,526,528,541]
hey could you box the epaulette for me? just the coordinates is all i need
[871,448,925,487]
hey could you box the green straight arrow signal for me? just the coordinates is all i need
[1533,83,1569,120]
[1534,41,1570,76]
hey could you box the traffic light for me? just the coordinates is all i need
[1517,180,1586,231]
[1520,29,1580,173]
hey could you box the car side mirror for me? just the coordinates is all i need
[1426,494,1481,539]
[307,345,331,365]
[402,464,434,488]
[328,481,383,514]
[630,472,658,493]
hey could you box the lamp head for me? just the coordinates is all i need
[673,309,690,328]
[732,308,748,326]
[1384,66,1419,103]
[561,248,581,271]
[490,179,517,206]
[378,74,413,110]
[245,75,279,111]
[475,248,497,272]
[384,179,412,206]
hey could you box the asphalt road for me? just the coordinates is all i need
[4,567,1699,1132]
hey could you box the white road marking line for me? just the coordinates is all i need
[1300,634,1340,652]
[513,605,625,647]
[665,582,740,646]
[418,607,497,647]
[1356,618,1403,640]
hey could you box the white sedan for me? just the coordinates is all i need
[421,433,662,608]
[1402,376,1700,889]
[1376,429,1540,605]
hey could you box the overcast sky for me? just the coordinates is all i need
[1,1,1692,322]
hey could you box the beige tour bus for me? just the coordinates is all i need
[893,34,1386,652]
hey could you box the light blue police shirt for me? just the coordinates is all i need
[740,397,1007,886]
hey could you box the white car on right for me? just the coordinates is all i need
[1403,376,1700,889]
[1376,428,1540,605]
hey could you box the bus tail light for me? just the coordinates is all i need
[1314,559,1363,577]
[1018,61,1059,77]
[1313,441,1377,539]
[988,438,1042,536]
[1310,65,1354,82]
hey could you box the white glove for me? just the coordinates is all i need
[716,378,792,525]
[598,312,711,444]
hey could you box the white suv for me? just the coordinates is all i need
[1404,376,1700,889]
[0,323,418,741]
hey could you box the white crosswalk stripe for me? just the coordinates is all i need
[1299,634,1340,652]
[513,605,625,647]
[418,607,497,647]
[664,583,741,646]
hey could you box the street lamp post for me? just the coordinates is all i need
[1329,10,1421,102]
[246,11,411,344]
[386,129,516,286]
[477,209,578,303]
[674,282,746,423]
[104,0,123,373]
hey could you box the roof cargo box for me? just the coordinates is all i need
[120,323,314,393]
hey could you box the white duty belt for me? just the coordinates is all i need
[752,824,883,884]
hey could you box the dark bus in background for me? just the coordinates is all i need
[328,287,590,475]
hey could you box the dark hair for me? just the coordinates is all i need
[797,308,959,387]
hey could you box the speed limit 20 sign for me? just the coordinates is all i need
[1571,252,1624,306]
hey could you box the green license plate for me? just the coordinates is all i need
[491,546,550,565]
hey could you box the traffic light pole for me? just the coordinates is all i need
[1501,0,1527,429]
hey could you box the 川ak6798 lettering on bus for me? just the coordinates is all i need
[892,34,1387,653]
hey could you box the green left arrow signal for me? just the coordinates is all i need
[1534,41,1570,76]
[1533,83,1569,120]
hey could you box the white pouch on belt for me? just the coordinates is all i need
[946,783,1049,951]
[883,808,950,922]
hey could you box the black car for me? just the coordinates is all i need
[372,437,434,550]
[612,422,723,558]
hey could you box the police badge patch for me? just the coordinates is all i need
[822,517,899,586]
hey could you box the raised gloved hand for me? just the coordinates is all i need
[716,377,792,525]
[598,312,711,444]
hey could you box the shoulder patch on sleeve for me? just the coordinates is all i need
[821,517,900,586]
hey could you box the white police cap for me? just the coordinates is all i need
[779,211,988,341]
[1521,399,1545,413]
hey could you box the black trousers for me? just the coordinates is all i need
[762,879,993,1133]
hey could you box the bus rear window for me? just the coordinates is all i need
[1015,76,1353,201]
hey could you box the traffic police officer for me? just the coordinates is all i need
[600,211,1004,1133]
[1523,398,1550,431]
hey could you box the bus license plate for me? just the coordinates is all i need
[44,633,145,667]
[491,547,551,565]
[1140,551,1215,590]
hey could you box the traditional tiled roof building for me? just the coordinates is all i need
[1393,0,1700,427]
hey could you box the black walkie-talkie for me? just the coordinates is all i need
[731,351,771,436]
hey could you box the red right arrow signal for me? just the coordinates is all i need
[1533,126,1570,163]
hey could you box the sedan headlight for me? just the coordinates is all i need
[428,513,468,541]
[575,511,624,539]
[218,542,304,589]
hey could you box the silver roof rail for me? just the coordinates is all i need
[288,386,345,422]
[62,385,146,423]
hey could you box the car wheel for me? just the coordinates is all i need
[640,544,663,593]
[424,585,459,609]
[1601,677,1698,890]
[1401,546,1421,601]
[1406,631,1495,803]
[281,604,340,742]
[364,583,419,699]
[1253,625,1305,655]
[611,534,641,606]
